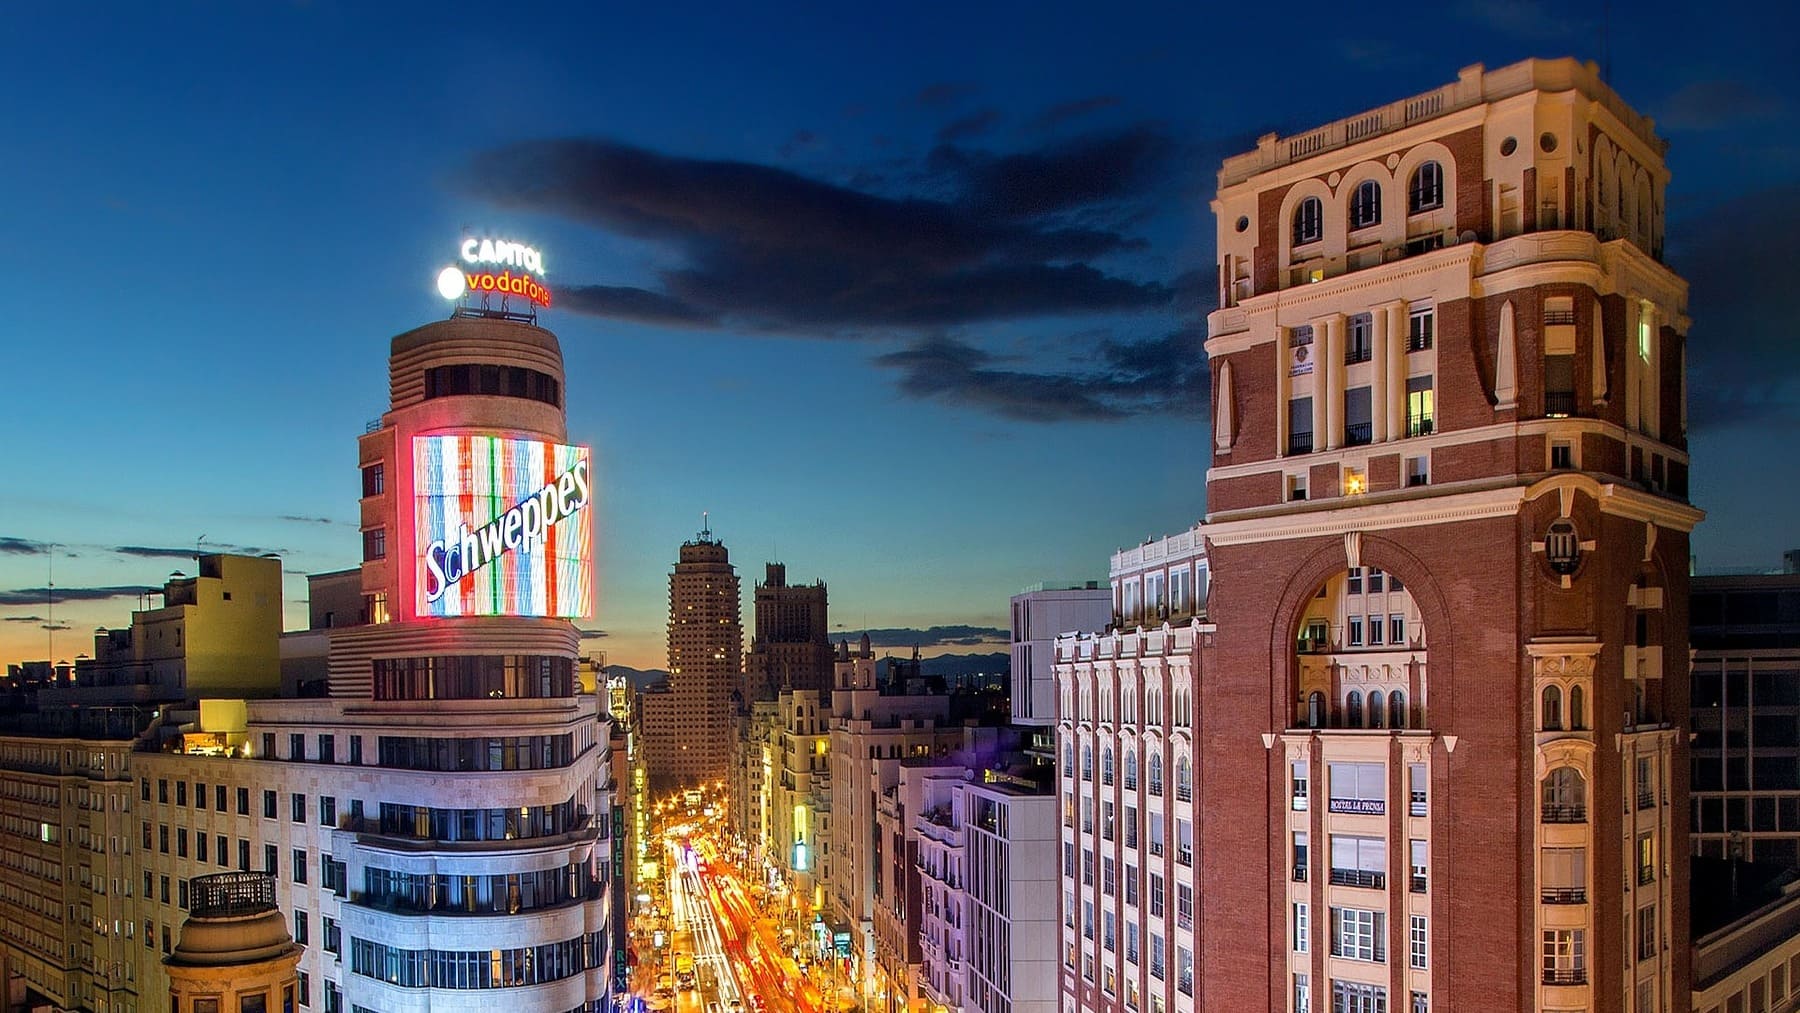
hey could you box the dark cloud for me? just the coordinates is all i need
[917,82,977,107]
[558,284,717,326]
[1032,96,1121,130]
[1655,81,1783,132]
[577,628,609,640]
[277,515,341,526]
[3,615,46,623]
[1668,184,1800,430]
[0,586,157,606]
[778,129,825,159]
[937,109,1001,143]
[1452,0,1584,38]
[844,625,1009,648]
[875,327,1209,423]
[456,130,1174,333]
[0,537,49,555]
[113,543,280,560]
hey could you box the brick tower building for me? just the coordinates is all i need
[1055,59,1698,1013]
[656,526,742,789]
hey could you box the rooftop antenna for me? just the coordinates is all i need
[701,510,711,540]
[196,533,207,560]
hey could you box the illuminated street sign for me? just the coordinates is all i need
[414,434,593,618]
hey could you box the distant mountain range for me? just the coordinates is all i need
[606,651,1009,690]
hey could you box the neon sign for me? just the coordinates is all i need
[436,237,552,307]
[414,435,593,618]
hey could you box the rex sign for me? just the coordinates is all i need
[413,434,593,618]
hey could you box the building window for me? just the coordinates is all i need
[1408,162,1444,214]
[361,463,384,498]
[237,787,250,816]
[1409,915,1427,969]
[1407,306,1434,351]
[292,793,307,823]
[1409,839,1427,893]
[265,844,278,874]
[1101,748,1114,786]
[1148,753,1163,796]
[1637,833,1655,885]
[1350,180,1382,229]
[1542,846,1587,903]
[1329,835,1386,890]
[1288,473,1309,502]
[1124,750,1138,790]
[1081,745,1092,781]
[1541,767,1586,822]
[361,527,386,561]
[1345,386,1373,446]
[1293,831,1309,882]
[1405,456,1428,487]
[1348,617,1364,647]
[263,790,277,819]
[1294,197,1324,246]
[1295,975,1310,1013]
[1542,929,1586,984]
[295,911,309,946]
[1331,907,1385,962]
[1406,377,1435,436]
[1550,440,1576,470]
[1390,614,1406,645]
[1148,873,1164,917]
[1125,863,1138,906]
[1545,354,1575,416]
[1542,686,1563,730]
[294,848,308,883]
[1175,755,1193,803]
[1409,764,1427,816]
[1292,761,1310,811]
[1294,902,1310,953]
[1346,314,1373,364]
[1328,762,1385,815]
[1331,980,1386,1013]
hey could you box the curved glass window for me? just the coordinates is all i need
[377,734,575,772]
[350,931,602,989]
[362,862,598,915]
[424,363,560,407]
[372,655,574,701]
[374,798,582,842]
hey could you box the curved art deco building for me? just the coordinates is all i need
[321,314,612,1013]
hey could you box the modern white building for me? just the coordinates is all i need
[1009,585,1112,728]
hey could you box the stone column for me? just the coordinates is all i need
[1387,301,1409,437]
[1370,308,1389,444]
[1323,314,1345,450]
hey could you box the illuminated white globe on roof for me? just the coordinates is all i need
[435,266,466,300]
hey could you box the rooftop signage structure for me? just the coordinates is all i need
[414,434,593,618]
[435,236,552,309]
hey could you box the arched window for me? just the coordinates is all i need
[1570,685,1586,730]
[1542,686,1564,731]
[1148,753,1164,797]
[1063,740,1074,775]
[1367,692,1385,729]
[1388,691,1406,729]
[1350,180,1381,229]
[1541,767,1586,822]
[1101,748,1115,786]
[1346,691,1364,728]
[1124,749,1139,791]
[1175,756,1193,803]
[1293,196,1323,246]
[1408,161,1443,214]
[1081,745,1093,782]
[1307,691,1326,729]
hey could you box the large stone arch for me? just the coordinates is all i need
[1265,531,1460,732]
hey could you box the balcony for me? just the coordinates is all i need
[1343,422,1373,447]
[1541,887,1586,904]
[1288,431,1315,456]
[1406,414,1434,437]
[1542,968,1587,986]
[1345,345,1372,365]
[1638,867,1655,887]
[1541,803,1586,824]
[1637,790,1656,811]
[1329,868,1385,890]
[1545,391,1576,417]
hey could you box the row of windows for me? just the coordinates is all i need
[1291,163,1445,246]
[375,799,581,842]
[375,734,575,772]
[423,363,561,407]
[362,863,599,915]
[371,655,576,701]
[349,931,602,989]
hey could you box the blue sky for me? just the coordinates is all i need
[3,1,1796,668]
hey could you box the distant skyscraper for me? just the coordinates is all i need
[656,525,742,789]
[745,561,833,700]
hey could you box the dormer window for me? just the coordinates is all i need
[1350,181,1381,230]
[1408,162,1444,214]
[1293,197,1323,246]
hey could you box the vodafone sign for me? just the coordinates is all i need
[436,237,552,308]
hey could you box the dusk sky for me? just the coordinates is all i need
[3,2,1796,670]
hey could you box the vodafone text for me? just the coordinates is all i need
[423,459,591,602]
[464,270,552,307]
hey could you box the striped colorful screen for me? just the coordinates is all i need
[413,434,594,618]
